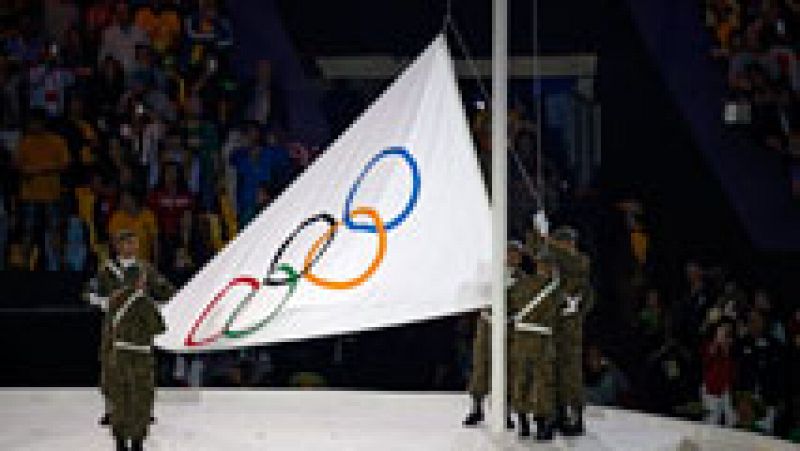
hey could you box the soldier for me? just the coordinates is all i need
[462,242,528,431]
[550,225,593,437]
[95,230,175,451]
[507,228,560,441]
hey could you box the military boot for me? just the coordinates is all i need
[506,413,515,430]
[517,413,530,438]
[114,435,128,451]
[130,437,144,451]
[462,396,484,427]
[535,416,555,442]
[560,405,585,437]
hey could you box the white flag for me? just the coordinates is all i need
[156,35,491,352]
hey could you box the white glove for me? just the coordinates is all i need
[562,295,581,315]
[533,210,549,237]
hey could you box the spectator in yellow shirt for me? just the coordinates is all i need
[134,0,182,55]
[16,110,70,233]
[108,190,159,263]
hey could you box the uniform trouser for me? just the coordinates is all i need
[108,350,156,440]
[555,317,584,410]
[468,317,490,397]
[509,331,555,418]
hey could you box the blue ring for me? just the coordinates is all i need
[343,147,421,233]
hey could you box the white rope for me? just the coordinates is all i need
[512,275,559,324]
[446,16,540,202]
[112,288,145,329]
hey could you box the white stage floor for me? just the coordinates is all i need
[0,389,794,450]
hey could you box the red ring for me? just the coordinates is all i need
[184,276,260,347]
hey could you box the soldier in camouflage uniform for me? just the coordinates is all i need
[507,229,560,441]
[550,226,593,437]
[95,230,175,451]
[463,242,529,431]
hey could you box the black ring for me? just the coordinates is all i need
[262,212,338,286]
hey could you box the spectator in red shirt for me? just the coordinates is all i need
[701,320,737,427]
[147,163,193,269]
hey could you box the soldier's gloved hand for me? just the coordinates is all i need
[562,295,581,315]
[533,210,549,238]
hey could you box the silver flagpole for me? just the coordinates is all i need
[490,0,508,436]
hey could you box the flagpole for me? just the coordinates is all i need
[490,0,508,436]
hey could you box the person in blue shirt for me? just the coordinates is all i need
[228,123,290,228]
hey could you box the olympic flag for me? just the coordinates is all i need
[156,35,491,352]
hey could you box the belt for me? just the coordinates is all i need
[479,311,552,335]
[513,322,552,335]
[114,341,152,353]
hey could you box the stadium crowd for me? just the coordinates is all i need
[598,199,800,442]
[705,0,800,199]
[0,0,306,281]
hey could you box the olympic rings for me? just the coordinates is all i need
[302,206,387,290]
[183,146,421,347]
[343,147,421,233]
[223,264,299,338]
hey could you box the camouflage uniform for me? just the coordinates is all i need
[96,258,174,441]
[550,237,593,427]
[467,309,492,398]
[508,270,557,419]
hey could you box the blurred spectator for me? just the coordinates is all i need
[674,261,712,352]
[182,95,219,209]
[27,45,75,117]
[4,17,44,64]
[752,289,786,344]
[60,96,99,186]
[734,309,783,434]
[16,110,70,234]
[184,0,232,68]
[642,329,694,416]
[134,0,183,56]
[584,345,630,407]
[90,173,117,249]
[108,190,158,263]
[637,288,666,353]
[98,2,150,72]
[147,163,193,269]
[229,123,283,227]
[700,321,737,427]
[62,197,89,272]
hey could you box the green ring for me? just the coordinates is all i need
[222,264,300,338]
